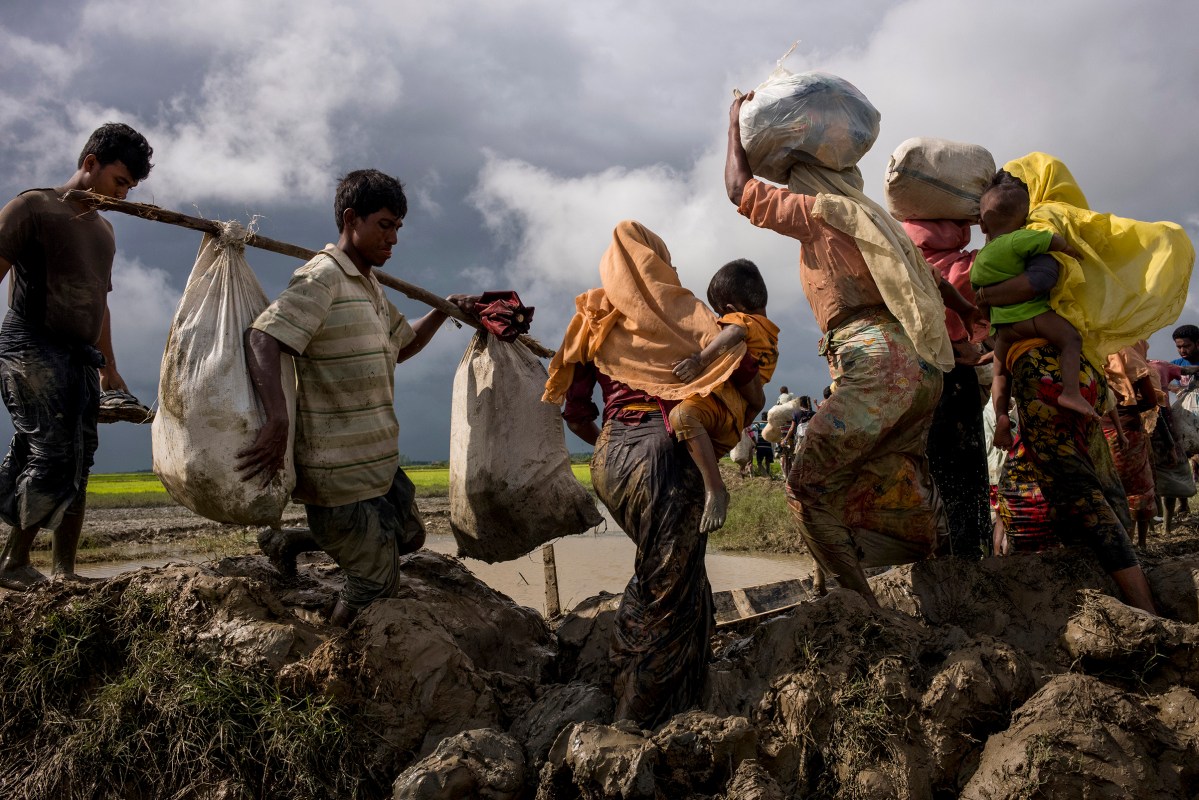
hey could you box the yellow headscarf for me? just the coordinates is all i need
[1004,152,1195,366]
[543,220,747,404]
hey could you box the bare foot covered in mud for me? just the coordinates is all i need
[700,489,730,534]
[0,563,48,591]
[258,528,299,576]
[1058,390,1101,420]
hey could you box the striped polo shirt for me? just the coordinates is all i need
[252,244,415,507]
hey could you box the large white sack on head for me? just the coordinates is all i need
[450,331,602,563]
[885,137,996,221]
[152,228,296,525]
[739,69,881,183]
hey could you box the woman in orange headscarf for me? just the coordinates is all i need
[544,220,754,727]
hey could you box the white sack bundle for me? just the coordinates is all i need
[762,398,800,444]
[450,331,602,563]
[885,137,996,221]
[739,69,881,183]
[152,227,296,524]
[730,431,754,465]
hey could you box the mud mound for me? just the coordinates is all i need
[962,673,1199,799]
[393,728,526,800]
[4,537,1199,799]
[0,552,556,799]
[1149,554,1199,622]
[873,548,1115,665]
[703,587,1038,797]
[1063,590,1199,691]
[535,712,758,799]
[551,591,621,686]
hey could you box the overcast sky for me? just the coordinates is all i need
[2,0,1197,471]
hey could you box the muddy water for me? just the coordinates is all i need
[76,534,815,615]
[424,532,815,612]
[76,557,182,579]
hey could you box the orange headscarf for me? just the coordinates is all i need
[543,220,747,404]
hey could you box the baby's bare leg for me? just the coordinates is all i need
[990,328,1015,451]
[681,432,730,534]
[1028,311,1098,418]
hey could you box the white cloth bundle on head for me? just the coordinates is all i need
[739,68,881,182]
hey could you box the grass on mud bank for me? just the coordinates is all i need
[708,463,804,553]
[0,585,380,800]
[86,465,594,506]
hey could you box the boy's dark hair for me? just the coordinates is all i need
[798,395,812,409]
[1173,324,1199,342]
[981,170,1030,222]
[707,258,768,312]
[822,385,832,399]
[78,123,153,180]
[334,169,407,232]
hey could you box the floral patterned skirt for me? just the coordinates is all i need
[998,344,1138,571]
[788,307,947,575]
[1102,410,1157,520]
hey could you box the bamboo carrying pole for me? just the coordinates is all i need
[61,191,556,358]
[65,190,565,615]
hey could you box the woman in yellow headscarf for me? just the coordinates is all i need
[981,153,1193,614]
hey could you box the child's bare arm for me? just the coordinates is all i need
[992,332,1013,409]
[990,329,1016,450]
[976,274,1038,308]
[673,323,748,383]
[1047,233,1081,261]
[938,276,977,322]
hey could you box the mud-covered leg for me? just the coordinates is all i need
[258,526,321,576]
[0,524,47,590]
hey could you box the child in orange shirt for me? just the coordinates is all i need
[670,259,779,533]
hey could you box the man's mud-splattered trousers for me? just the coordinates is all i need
[0,310,101,532]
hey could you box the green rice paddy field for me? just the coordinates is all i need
[87,465,594,507]
[86,464,791,553]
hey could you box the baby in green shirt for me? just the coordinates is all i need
[972,180,1092,450]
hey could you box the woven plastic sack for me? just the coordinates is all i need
[450,331,602,563]
[730,431,754,465]
[885,137,996,221]
[152,227,297,525]
[762,398,799,443]
[739,69,880,183]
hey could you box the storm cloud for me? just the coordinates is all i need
[1,0,1195,469]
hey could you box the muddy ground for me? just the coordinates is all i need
[2,515,1199,798]
[22,498,456,566]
